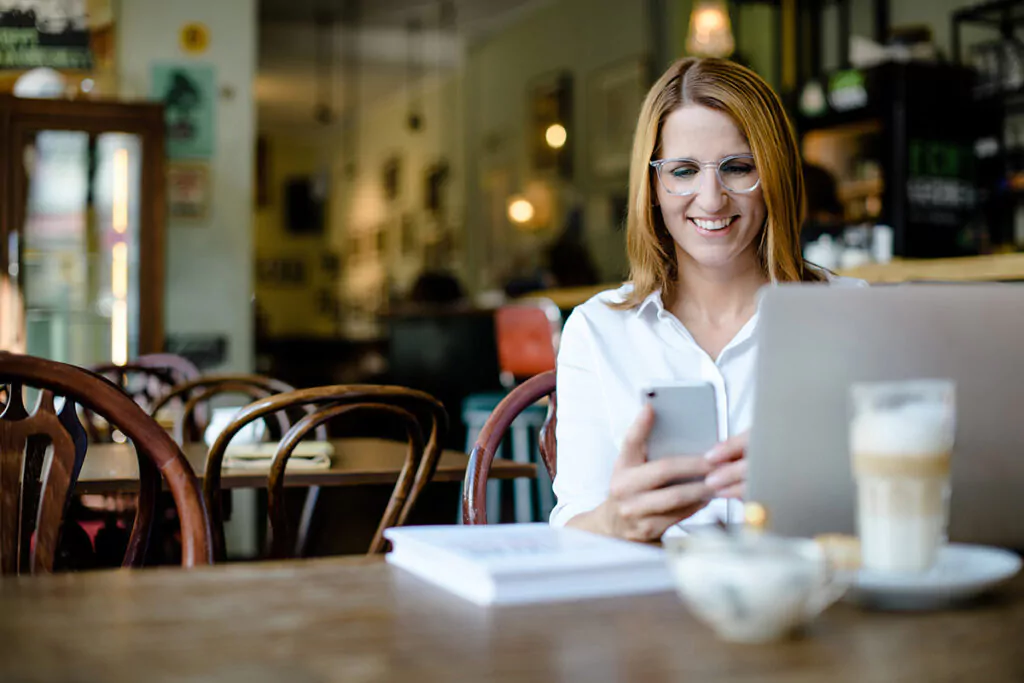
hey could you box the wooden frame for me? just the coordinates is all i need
[0,94,167,355]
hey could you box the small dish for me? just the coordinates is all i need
[848,543,1022,611]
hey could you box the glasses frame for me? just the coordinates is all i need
[649,153,761,196]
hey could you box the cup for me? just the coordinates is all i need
[665,531,848,643]
[204,406,265,448]
[849,379,956,573]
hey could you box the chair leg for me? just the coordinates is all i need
[293,485,320,558]
[510,421,533,523]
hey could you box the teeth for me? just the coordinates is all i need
[692,217,733,231]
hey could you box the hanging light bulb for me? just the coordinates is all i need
[686,0,735,58]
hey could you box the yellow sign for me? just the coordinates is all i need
[180,23,210,54]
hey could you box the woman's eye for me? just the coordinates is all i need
[722,163,754,175]
[669,166,698,178]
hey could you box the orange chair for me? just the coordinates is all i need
[493,298,561,388]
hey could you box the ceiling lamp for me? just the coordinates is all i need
[686,0,735,58]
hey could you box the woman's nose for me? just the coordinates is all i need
[693,168,728,213]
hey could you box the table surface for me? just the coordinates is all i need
[1,555,1021,682]
[77,438,536,493]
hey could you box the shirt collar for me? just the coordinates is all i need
[635,289,666,317]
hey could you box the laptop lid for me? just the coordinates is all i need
[747,284,1024,548]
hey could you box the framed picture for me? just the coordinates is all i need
[382,156,401,200]
[167,161,210,221]
[400,213,417,256]
[589,58,649,178]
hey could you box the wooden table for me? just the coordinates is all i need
[77,438,536,493]
[0,557,1022,682]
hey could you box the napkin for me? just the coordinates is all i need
[222,441,334,470]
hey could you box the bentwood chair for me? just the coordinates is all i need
[463,370,556,525]
[205,385,448,559]
[0,352,213,573]
[89,353,203,442]
[151,374,328,558]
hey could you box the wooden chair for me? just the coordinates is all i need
[89,353,203,442]
[463,370,556,525]
[0,352,213,574]
[150,374,328,558]
[205,385,448,559]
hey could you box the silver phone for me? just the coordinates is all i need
[642,381,719,461]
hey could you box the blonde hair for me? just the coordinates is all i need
[616,57,823,309]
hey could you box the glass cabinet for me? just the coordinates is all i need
[0,95,166,365]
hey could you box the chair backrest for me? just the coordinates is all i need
[463,370,556,525]
[494,298,561,387]
[205,385,449,559]
[0,352,213,573]
[149,374,326,448]
[89,353,203,442]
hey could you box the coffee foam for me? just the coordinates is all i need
[850,403,954,457]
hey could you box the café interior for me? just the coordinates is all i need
[2,0,1024,680]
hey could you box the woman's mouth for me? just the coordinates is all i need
[689,216,737,236]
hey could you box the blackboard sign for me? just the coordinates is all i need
[0,2,92,71]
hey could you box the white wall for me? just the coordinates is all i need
[117,0,259,559]
[462,0,650,290]
[118,0,257,373]
[334,72,465,309]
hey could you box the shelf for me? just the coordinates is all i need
[834,252,1024,283]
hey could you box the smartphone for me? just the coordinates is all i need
[641,381,719,461]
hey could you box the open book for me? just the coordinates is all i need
[384,523,674,606]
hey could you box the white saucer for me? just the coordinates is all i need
[846,544,1022,611]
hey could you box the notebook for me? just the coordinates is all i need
[384,523,674,606]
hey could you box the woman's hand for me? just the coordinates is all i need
[568,405,714,542]
[704,431,748,499]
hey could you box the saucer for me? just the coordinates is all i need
[846,544,1022,611]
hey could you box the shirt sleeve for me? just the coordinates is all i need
[549,308,618,526]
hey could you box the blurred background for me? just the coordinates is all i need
[3,0,1024,449]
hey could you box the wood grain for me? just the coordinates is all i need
[77,438,536,493]
[0,556,1021,682]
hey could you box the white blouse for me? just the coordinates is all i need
[549,276,866,534]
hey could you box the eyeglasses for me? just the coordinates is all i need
[649,154,760,196]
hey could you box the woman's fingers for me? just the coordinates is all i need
[704,430,749,465]
[616,404,655,468]
[611,455,712,498]
[618,500,712,542]
[705,459,747,498]
[617,480,714,520]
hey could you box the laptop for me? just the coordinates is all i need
[747,284,1024,549]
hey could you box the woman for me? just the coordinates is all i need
[550,57,863,541]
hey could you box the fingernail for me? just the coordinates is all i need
[703,447,719,462]
[705,471,723,488]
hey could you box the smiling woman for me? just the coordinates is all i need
[550,58,864,543]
